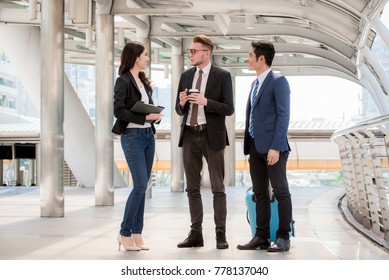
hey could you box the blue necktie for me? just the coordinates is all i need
[249,79,259,138]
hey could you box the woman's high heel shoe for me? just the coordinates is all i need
[132,234,150,250]
[117,234,141,251]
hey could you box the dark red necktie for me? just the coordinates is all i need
[189,69,203,126]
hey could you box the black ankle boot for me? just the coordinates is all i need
[216,232,229,249]
[177,230,204,248]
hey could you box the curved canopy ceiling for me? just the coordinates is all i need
[0,0,388,85]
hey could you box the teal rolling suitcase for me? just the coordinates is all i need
[245,187,294,242]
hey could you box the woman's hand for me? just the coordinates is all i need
[146,113,163,123]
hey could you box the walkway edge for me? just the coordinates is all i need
[338,193,389,252]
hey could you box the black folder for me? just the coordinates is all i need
[130,101,165,114]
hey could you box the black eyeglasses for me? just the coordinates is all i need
[187,49,208,55]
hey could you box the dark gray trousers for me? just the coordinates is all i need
[182,128,227,234]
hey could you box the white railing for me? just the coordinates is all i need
[332,115,389,244]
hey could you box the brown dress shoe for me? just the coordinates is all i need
[177,230,204,248]
[237,236,270,250]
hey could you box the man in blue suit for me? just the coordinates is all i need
[237,40,293,252]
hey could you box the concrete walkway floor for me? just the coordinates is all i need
[0,185,388,260]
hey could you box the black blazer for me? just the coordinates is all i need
[175,65,234,150]
[112,71,156,134]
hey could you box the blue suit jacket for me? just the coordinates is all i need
[243,70,291,155]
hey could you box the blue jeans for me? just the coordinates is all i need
[120,127,155,236]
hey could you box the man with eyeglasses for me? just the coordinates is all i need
[175,35,234,249]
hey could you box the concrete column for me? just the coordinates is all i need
[14,159,21,186]
[29,159,36,186]
[0,160,3,185]
[40,0,65,217]
[35,143,40,186]
[225,68,236,187]
[95,5,114,206]
[171,44,185,192]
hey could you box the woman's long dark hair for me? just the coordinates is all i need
[118,42,153,94]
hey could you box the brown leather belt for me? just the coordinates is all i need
[188,124,207,131]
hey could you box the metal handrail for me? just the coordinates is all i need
[331,114,389,141]
[331,114,389,247]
